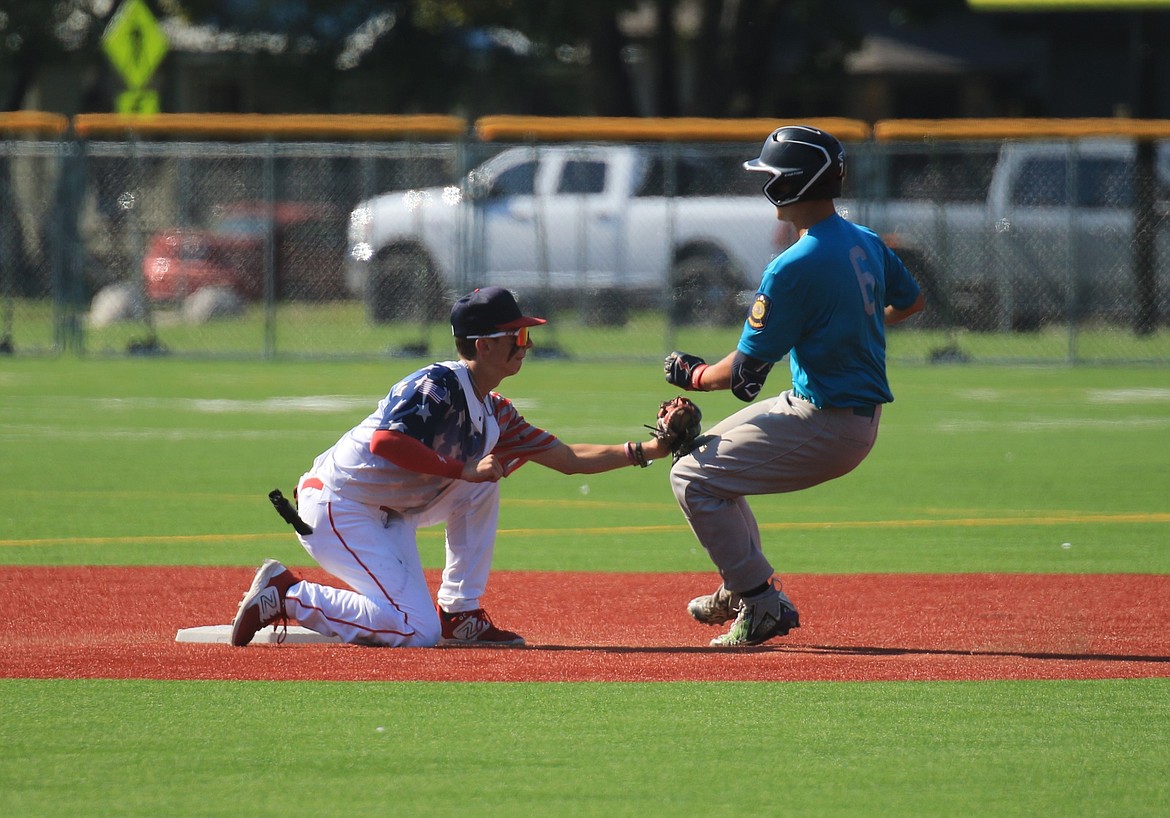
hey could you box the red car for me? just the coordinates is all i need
[143,201,345,302]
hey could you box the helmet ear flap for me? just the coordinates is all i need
[747,125,845,206]
[762,174,798,207]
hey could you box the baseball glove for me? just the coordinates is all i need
[648,395,703,458]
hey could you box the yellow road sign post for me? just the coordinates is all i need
[116,89,161,115]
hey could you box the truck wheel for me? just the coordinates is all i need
[582,288,629,327]
[670,254,743,326]
[1009,280,1045,332]
[891,248,946,330]
[951,281,1000,332]
[366,247,446,324]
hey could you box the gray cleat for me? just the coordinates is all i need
[687,584,742,626]
[710,581,800,647]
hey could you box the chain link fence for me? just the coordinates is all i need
[2,115,1168,364]
[842,135,1170,363]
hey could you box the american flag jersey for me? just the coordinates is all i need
[306,360,558,511]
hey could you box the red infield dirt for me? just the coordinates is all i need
[2,567,1168,682]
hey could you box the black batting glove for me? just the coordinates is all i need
[664,351,707,390]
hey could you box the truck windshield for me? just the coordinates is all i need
[1010,158,1133,208]
[488,162,537,197]
[558,160,607,194]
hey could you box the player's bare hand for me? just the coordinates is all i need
[462,455,504,483]
[642,436,672,462]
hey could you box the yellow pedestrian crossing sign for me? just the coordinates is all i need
[102,0,169,90]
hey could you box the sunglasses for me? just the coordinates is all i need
[466,326,531,346]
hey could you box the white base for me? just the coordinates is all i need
[175,624,343,645]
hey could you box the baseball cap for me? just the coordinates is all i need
[450,287,547,338]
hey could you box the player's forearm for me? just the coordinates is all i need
[533,439,671,474]
[885,293,925,325]
[690,351,737,391]
[563,444,631,474]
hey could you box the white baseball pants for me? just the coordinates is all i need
[284,477,501,647]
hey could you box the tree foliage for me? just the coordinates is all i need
[2,0,969,116]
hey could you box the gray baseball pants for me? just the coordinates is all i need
[669,390,881,594]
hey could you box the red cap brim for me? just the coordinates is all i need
[496,316,547,330]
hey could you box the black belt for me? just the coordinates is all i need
[794,392,876,418]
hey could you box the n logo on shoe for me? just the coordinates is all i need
[257,588,282,621]
[452,616,490,641]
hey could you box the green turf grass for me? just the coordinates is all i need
[1,678,1167,818]
[2,356,1168,817]
[11,296,1170,362]
[2,357,1168,572]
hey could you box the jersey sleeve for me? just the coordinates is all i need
[369,429,464,479]
[376,364,460,448]
[737,260,806,363]
[490,394,560,475]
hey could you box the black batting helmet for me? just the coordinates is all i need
[743,125,845,207]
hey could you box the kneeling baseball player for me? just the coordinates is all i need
[231,286,700,648]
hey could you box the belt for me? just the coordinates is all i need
[300,476,397,516]
[300,477,325,491]
[794,392,876,418]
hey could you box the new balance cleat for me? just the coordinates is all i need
[439,608,525,646]
[710,581,800,647]
[687,584,742,626]
[230,559,301,647]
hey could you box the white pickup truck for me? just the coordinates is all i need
[347,138,1169,332]
[345,144,785,324]
[841,139,1170,330]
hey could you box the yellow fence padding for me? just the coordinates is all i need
[875,118,1170,141]
[474,115,872,143]
[0,111,69,136]
[70,113,468,140]
[9,111,1170,143]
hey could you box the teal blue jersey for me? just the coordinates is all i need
[737,213,921,408]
